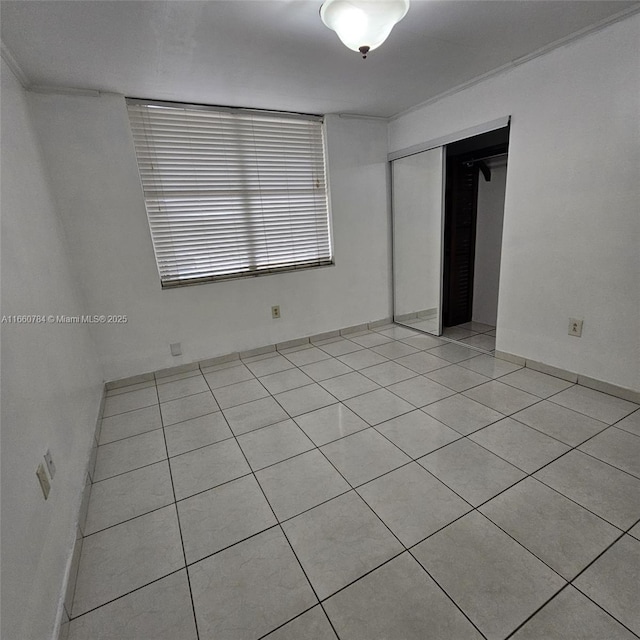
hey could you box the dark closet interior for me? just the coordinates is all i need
[443,126,510,327]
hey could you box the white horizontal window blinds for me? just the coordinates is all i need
[127,100,332,287]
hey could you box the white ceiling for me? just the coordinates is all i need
[2,0,638,118]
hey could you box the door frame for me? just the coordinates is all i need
[388,116,511,337]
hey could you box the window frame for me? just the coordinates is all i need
[126,98,334,289]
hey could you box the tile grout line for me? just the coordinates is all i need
[199,369,346,640]
[83,328,638,638]
[156,383,202,640]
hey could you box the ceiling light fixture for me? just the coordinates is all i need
[320,0,410,59]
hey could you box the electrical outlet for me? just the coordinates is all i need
[170,342,182,356]
[36,463,51,500]
[44,449,56,479]
[568,318,583,337]
[271,305,281,319]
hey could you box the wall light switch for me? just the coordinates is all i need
[568,318,583,337]
[170,342,182,356]
[36,463,51,500]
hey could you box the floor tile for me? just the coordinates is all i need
[156,374,209,403]
[371,341,419,360]
[499,368,574,399]
[511,585,636,640]
[442,326,476,340]
[427,342,480,363]
[387,376,456,407]
[163,411,232,457]
[244,354,294,377]
[99,405,162,445]
[359,361,416,386]
[344,388,414,426]
[283,346,331,367]
[72,506,183,616]
[321,428,411,486]
[300,358,353,382]
[160,391,219,426]
[459,333,496,351]
[550,385,638,424]
[170,438,251,500]
[463,380,539,415]
[480,478,620,579]
[534,450,640,529]
[284,491,402,599]
[102,386,158,418]
[459,321,495,333]
[203,363,255,389]
[512,400,608,446]
[294,404,369,446]
[375,410,461,457]
[68,570,197,640]
[274,384,337,417]
[403,319,440,334]
[628,522,640,540]
[420,438,526,507]
[394,351,450,374]
[377,325,421,340]
[359,463,471,546]
[400,333,448,350]
[256,449,350,521]
[423,394,504,435]
[178,474,277,563]
[318,371,380,401]
[93,429,167,481]
[413,511,565,640]
[424,364,491,392]
[574,535,640,635]
[316,338,362,357]
[349,332,394,348]
[337,349,388,370]
[264,606,337,640]
[259,367,314,394]
[616,409,640,436]
[237,419,314,470]
[212,379,269,409]
[84,461,173,535]
[579,426,640,477]
[324,552,483,640]
[189,527,317,640]
[458,353,523,378]
[470,417,570,473]
[223,396,289,435]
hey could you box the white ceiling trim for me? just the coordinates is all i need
[390,3,640,122]
[1,40,29,88]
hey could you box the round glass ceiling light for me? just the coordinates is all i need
[320,0,410,58]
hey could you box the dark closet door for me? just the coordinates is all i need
[443,158,479,326]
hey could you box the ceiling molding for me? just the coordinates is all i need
[390,3,640,122]
[337,113,390,122]
[28,85,102,98]
[1,40,30,88]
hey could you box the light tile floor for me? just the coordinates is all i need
[64,324,640,640]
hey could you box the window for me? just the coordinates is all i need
[126,99,333,287]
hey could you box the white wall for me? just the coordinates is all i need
[0,60,103,640]
[473,159,507,326]
[27,94,391,381]
[389,14,640,391]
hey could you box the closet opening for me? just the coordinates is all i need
[442,126,509,350]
